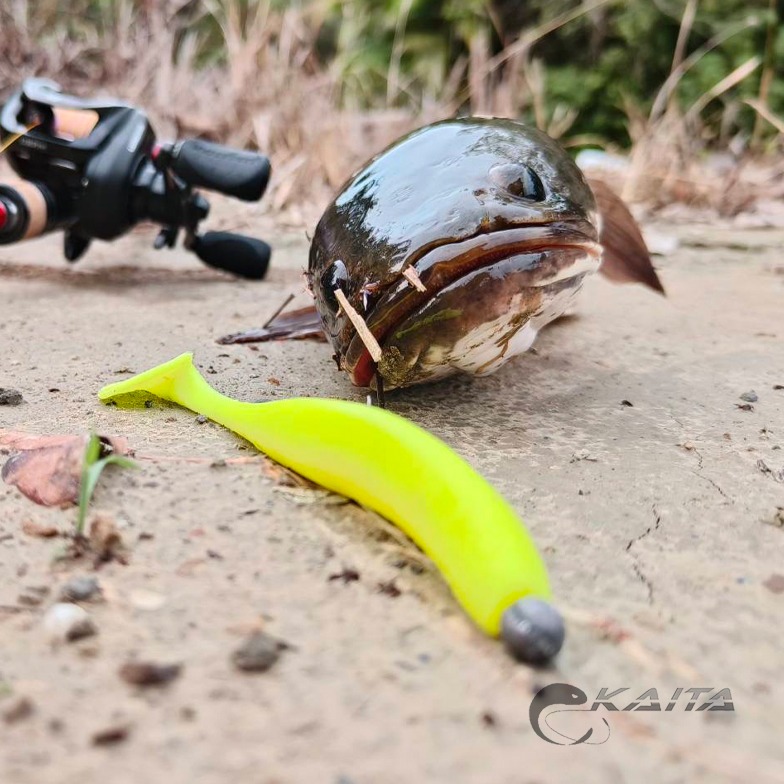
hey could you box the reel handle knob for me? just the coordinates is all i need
[191,231,271,280]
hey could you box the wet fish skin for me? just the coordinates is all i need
[221,118,663,389]
[311,118,616,388]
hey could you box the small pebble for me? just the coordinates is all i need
[195,415,208,424]
[0,388,24,406]
[377,579,402,598]
[59,576,101,603]
[42,603,97,643]
[128,589,166,611]
[17,585,50,607]
[119,661,182,687]
[740,391,758,403]
[91,724,130,746]
[232,631,288,673]
[763,574,784,594]
[328,567,360,583]
[2,696,34,724]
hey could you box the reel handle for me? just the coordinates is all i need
[191,231,271,280]
[169,140,271,202]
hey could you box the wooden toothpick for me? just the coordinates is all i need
[402,266,426,292]
[334,288,383,362]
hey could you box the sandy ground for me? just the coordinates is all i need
[0,213,783,783]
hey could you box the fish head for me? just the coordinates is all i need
[309,118,602,388]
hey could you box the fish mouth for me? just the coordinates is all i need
[344,220,601,386]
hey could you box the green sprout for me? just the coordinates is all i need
[76,434,137,536]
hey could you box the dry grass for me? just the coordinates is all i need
[0,0,444,221]
[618,10,783,218]
[1,0,782,224]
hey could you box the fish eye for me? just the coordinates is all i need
[320,259,348,310]
[489,163,546,201]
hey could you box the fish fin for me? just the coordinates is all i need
[217,305,327,344]
[588,178,665,295]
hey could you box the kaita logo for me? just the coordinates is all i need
[529,684,734,745]
[529,684,610,745]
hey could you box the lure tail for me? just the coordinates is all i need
[99,352,265,438]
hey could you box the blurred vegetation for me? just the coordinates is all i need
[2,0,781,150]
[319,0,782,147]
[3,0,784,145]
[1,0,781,215]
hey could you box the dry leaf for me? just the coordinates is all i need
[21,518,59,538]
[0,431,131,507]
[119,661,182,687]
[88,514,126,564]
[261,458,319,489]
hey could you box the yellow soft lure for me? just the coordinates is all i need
[99,353,564,662]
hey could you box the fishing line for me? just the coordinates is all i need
[0,123,39,155]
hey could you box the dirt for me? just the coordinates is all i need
[1,211,783,783]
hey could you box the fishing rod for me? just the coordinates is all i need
[0,78,271,279]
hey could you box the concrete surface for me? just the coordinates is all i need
[0,215,783,783]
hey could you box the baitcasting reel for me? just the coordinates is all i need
[0,78,271,279]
